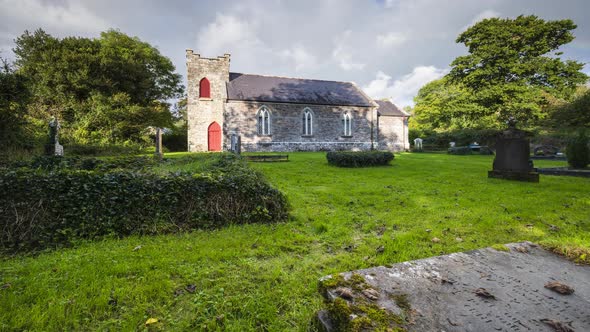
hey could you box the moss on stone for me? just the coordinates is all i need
[319,273,408,331]
[327,297,353,331]
[349,273,370,291]
[491,244,510,252]
[390,294,411,312]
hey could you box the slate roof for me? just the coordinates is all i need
[375,100,409,117]
[226,73,374,107]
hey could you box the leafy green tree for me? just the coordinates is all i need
[566,130,590,168]
[448,15,588,128]
[411,78,495,132]
[71,93,173,145]
[12,29,184,145]
[547,86,590,129]
[0,57,30,147]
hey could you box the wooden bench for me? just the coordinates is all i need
[245,155,289,162]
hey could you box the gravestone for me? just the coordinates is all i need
[44,117,64,156]
[230,134,241,154]
[154,127,163,159]
[488,121,539,182]
[414,138,423,151]
[315,242,590,331]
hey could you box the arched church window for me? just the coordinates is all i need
[199,77,210,98]
[257,106,271,135]
[342,112,352,136]
[302,108,313,136]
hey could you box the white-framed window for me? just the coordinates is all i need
[302,108,313,136]
[342,112,352,136]
[257,106,271,135]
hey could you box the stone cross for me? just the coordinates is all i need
[45,117,64,156]
[414,138,423,151]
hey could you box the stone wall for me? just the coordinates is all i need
[378,115,409,151]
[223,101,377,152]
[186,50,230,152]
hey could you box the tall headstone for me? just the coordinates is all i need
[155,127,163,159]
[45,117,64,156]
[488,120,539,182]
[414,138,423,151]
[230,134,241,155]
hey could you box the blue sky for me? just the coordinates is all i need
[1,0,588,107]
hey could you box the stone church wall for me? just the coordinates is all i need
[378,116,409,151]
[223,101,377,152]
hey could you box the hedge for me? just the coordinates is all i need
[326,151,394,167]
[566,131,590,169]
[10,155,160,172]
[0,165,288,252]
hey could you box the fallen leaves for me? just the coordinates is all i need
[334,287,353,300]
[544,281,574,295]
[145,318,158,325]
[362,288,379,301]
[540,318,574,332]
[474,288,496,299]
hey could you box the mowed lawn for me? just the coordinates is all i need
[1,153,588,331]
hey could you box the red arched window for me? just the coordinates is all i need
[199,77,210,98]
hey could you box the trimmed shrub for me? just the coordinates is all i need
[0,159,288,252]
[566,131,590,169]
[8,155,160,172]
[326,151,394,167]
[66,143,144,156]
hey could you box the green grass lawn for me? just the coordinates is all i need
[1,152,588,331]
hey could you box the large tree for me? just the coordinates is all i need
[448,15,587,128]
[547,85,590,129]
[411,78,494,132]
[0,57,30,148]
[11,29,183,145]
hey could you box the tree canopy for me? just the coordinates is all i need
[0,57,30,147]
[413,15,587,133]
[7,28,183,147]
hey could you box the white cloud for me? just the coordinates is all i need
[332,30,365,71]
[461,9,500,31]
[384,0,397,8]
[376,32,407,48]
[280,44,317,72]
[197,14,262,56]
[363,66,449,107]
[0,0,109,33]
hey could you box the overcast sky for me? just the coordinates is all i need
[1,0,589,107]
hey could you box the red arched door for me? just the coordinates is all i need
[208,122,221,151]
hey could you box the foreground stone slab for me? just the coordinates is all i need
[316,242,590,331]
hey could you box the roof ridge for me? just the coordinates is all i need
[230,72,355,85]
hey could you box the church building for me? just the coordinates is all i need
[186,50,409,152]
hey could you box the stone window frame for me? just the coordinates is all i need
[257,105,272,136]
[301,107,314,137]
[342,111,352,137]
